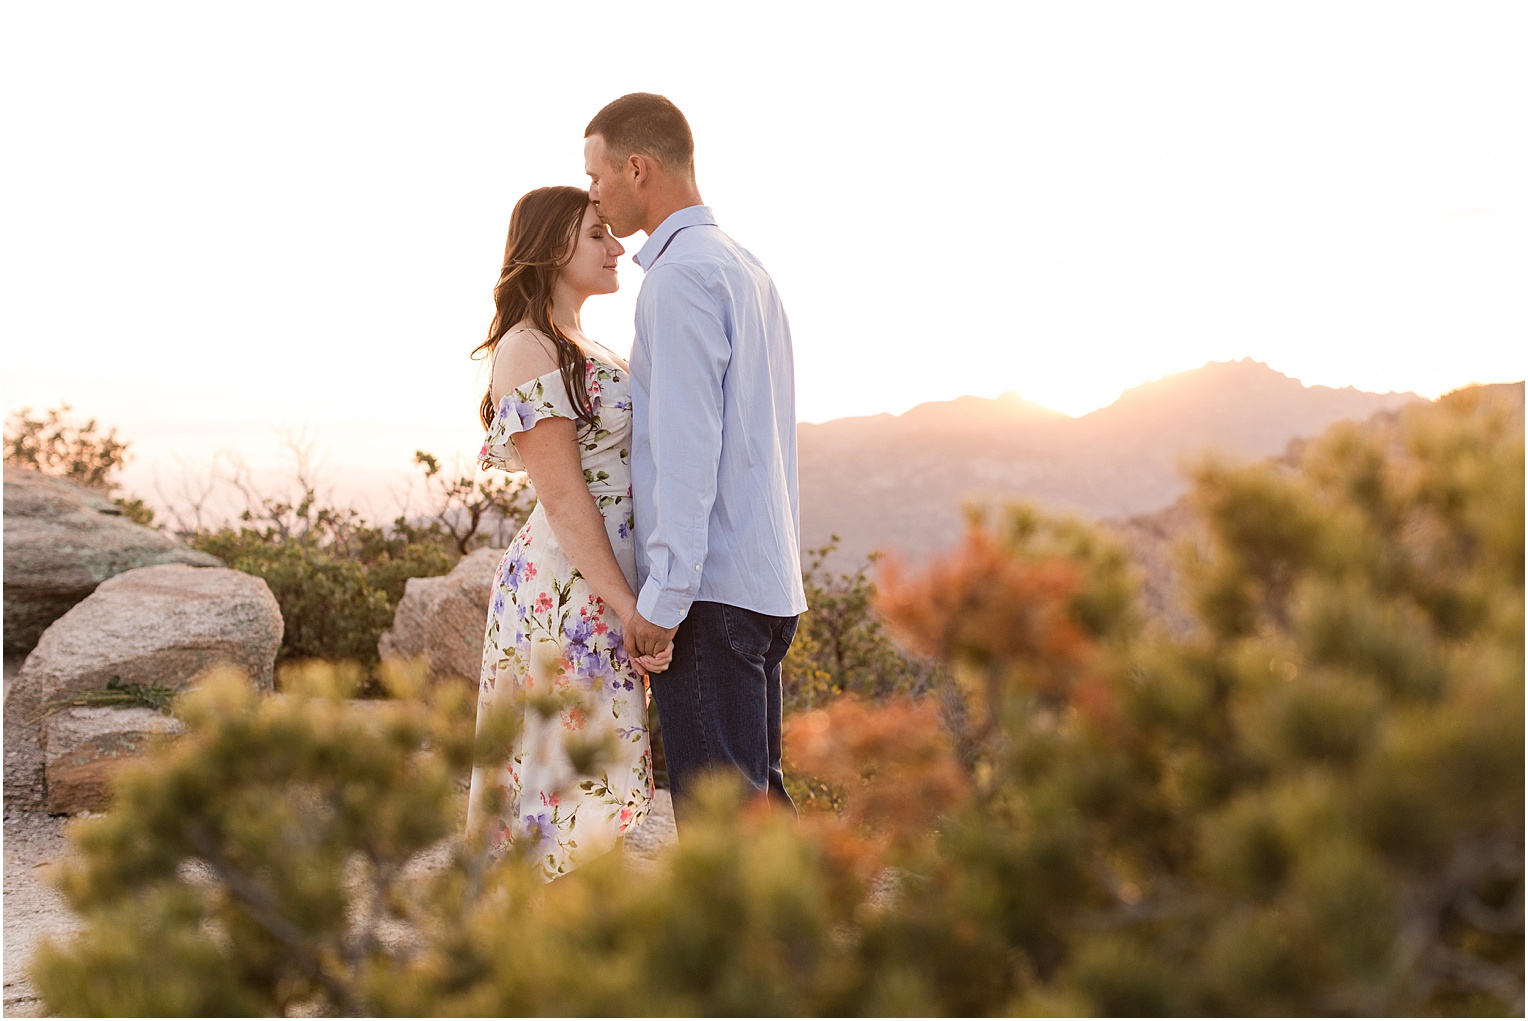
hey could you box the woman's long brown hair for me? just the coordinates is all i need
[472,186,597,431]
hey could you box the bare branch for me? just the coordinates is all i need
[185,821,361,1016]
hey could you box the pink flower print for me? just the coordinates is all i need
[525,563,538,579]
[584,361,604,416]
[593,621,609,636]
[535,592,553,612]
[561,705,587,731]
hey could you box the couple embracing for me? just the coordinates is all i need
[465,93,807,880]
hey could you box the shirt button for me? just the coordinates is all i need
[695,565,701,571]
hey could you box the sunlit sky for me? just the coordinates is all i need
[2,2,1523,516]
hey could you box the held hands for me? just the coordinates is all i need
[622,610,679,676]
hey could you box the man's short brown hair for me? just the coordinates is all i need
[585,93,695,175]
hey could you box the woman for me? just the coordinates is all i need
[466,185,669,881]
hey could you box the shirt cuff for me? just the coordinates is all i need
[637,577,694,630]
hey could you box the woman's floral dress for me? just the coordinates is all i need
[466,356,653,880]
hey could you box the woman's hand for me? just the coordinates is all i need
[617,605,675,676]
[631,642,673,675]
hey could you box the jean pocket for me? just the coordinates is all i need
[720,605,773,659]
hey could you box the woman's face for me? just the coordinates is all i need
[559,202,625,298]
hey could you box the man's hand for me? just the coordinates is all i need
[623,610,679,670]
[632,645,673,675]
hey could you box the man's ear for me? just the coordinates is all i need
[628,153,652,187]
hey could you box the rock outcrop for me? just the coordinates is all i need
[378,547,498,685]
[3,467,221,655]
[42,706,185,815]
[3,563,282,813]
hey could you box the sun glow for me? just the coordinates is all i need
[2,1,1522,477]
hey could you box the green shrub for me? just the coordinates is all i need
[33,388,1523,1016]
[194,534,400,665]
[185,451,527,674]
[783,538,943,713]
[5,403,156,525]
[3,403,130,490]
[33,662,514,1017]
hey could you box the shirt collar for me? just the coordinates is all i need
[634,205,716,270]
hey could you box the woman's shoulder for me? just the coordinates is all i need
[495,323,560,362]
[492,326,562,395]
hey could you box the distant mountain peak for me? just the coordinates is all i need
[798,359,1427,568]
[1081,359,1423,424]
[894,391,1069,428]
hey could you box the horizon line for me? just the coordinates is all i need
[798,358,1523,426]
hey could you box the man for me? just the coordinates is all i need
[583,93,807,823]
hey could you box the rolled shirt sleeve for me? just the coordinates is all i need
[634,264,729,628]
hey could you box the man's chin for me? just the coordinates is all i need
[608,222,643,240]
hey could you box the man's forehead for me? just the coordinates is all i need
[584,134,625,175]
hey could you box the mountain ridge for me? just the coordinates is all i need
[797,358,1426,567]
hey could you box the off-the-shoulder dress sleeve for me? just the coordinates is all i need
[478,370,577,471]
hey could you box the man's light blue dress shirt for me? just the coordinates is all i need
[630,205,808,629]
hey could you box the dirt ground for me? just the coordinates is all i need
[3,806,72,1017]
[4,655,69,1018]
[1,654,677,1017]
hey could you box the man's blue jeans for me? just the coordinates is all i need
[650,601,799,827]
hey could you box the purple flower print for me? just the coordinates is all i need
[592,657,624,693]
[563,615,598,670]
[617,520,629,540]
[512,397,539,434]
[564,613,594,645]
[491,590,507,617]
[521,811,556,854]
[506,547,531,587]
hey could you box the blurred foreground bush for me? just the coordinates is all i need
[781,538,952,810]
[34,389,1522,1015]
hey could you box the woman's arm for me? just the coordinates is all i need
[514,417,640,620]
[493,332,668,671]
